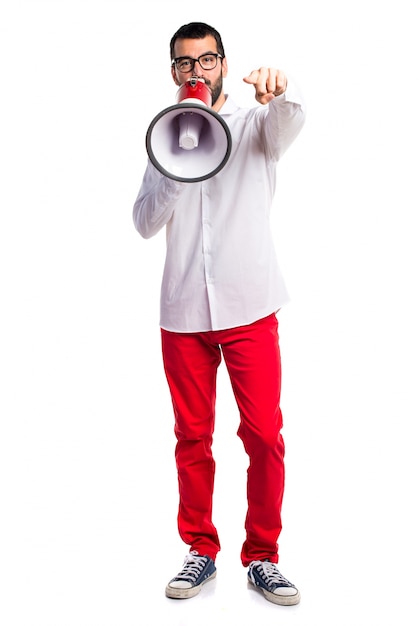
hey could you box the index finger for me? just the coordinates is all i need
[243,69,260,85]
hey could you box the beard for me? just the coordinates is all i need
[205,73,223,107]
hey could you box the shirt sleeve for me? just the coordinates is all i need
[132,162,187,239]
[264,77,306,161]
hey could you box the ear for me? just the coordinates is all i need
[221,56,228,78]
[171,66,181,86]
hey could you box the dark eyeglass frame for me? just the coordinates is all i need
[171,53,224,73]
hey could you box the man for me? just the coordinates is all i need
[133,22,305,606]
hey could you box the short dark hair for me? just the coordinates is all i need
[170,22,225,60]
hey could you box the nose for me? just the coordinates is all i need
[191,59,204,76]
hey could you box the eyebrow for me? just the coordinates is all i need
[174,51,218,60]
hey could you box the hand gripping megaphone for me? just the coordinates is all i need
[145,77,232,183]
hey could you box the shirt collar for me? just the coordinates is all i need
[217,95,239,115]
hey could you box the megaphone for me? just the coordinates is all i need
[145,77,232,183]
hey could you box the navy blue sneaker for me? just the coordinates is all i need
[165,550,217,599]
[248,560,300,605]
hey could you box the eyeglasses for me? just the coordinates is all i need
[171,53,223,73]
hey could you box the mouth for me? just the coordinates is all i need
[191,74,211,87]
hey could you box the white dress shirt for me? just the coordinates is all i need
[133,79,306,333]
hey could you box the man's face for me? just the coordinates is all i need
[171,35,228,109]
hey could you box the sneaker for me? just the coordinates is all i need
[248,560,300,606]
[165,550,217,599]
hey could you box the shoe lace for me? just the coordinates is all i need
[175,551,207,583]
[254,561,292,587]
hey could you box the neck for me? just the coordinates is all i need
[212,92,226,112]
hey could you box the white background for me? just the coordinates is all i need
[1,1,417,624]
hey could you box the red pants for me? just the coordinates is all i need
[161,313,285,567]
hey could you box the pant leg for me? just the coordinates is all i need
[220,314,285,567]
[161,328,222,561]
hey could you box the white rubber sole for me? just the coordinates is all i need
[165,571,217,599]
[248,579,301,606]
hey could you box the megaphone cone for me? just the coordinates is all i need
[145,78,232,183]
